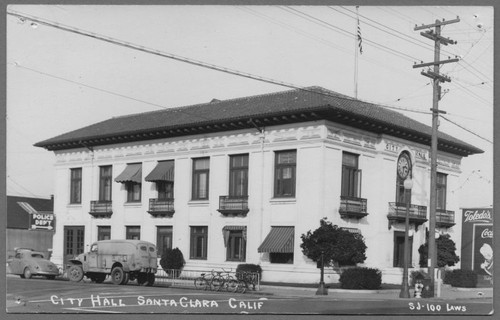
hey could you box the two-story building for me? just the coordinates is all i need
[35,86,482,284]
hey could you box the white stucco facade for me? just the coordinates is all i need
[49,119,464,284]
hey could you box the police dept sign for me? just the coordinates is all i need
[29,212,55,231]
[461,208,493,285]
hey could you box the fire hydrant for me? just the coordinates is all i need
[414,280,424,298]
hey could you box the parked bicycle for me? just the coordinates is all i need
[194,270,218,290]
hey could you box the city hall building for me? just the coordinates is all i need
[35,87,482,284]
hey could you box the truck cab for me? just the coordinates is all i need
[67,239,157,285]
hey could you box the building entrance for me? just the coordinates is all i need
[393,231,413,268]
[63,226,85,267]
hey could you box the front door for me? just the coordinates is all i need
[393,231,413,268]
[64,226,85,267]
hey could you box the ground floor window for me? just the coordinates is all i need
[97,226,111,240]
[393,231,413,268]
[270,252,294,264]
[126,226,141,240]
[157,226,173,256]
[190,226,208,260]
[223,227,246,262]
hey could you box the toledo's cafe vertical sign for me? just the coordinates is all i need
[29,211,55,231]
[461,208,493,285]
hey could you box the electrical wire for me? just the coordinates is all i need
[440,115,492,144]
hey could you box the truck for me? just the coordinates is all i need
[66,239,157,286]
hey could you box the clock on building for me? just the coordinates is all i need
[397,152,411,180]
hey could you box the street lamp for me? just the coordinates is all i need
[399,176,413,298]
[316,250,328,295]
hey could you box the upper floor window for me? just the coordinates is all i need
[229,154,249,197]
[192,158,210,200]
[436,173,447,210]
[115,163,142,203]
[274,150,296,198]
[99,165,112,201]
[145,160,175,200]
[341,152,361,198]
[70,168,82,204]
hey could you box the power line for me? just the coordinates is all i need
[440,115,492,144]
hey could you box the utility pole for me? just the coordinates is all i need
[413,17,460,298]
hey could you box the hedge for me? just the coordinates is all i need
[339,267,382,290]
[443,269,478,288]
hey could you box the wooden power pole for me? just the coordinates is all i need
[413,17,460,298]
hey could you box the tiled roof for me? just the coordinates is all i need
[34,86,483,156]
[7,196,53,229]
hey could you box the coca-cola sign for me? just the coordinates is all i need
[481,228,493,239]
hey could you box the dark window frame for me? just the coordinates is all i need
[229,154,249,197]
[156,226,173,257]
[126,226,141,240]
[192,157,210,200]
[70,168,82,204]
[190,226,208,260]
[126,182,142,203]
[341,152,362,198]
[436,172,448,210]
[97,226,111,241]
[99,165,113,201]
[274,150,297,198]
[226,230,246,262]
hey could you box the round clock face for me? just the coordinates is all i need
[397,154,411,180]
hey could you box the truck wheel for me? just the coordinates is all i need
[23,267,32,279]
[68,265,84,282]
[111,267,124,285]
[121,272,130,285]
[145,273,155,286]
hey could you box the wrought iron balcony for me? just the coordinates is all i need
[436,209,455,228]
[217,196,249,216]
[148,198,175,217]
[89,201,112,218]
[339,196,368,219]
[387,202,427,230]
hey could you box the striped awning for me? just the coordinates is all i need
[115,163,142,183]
[145,160,174,182]
[258,226,294,253]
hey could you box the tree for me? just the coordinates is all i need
[418,234,460,268]
[301,218,367,267]
[160,247,185,276]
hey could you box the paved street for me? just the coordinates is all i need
[6,275,493,315]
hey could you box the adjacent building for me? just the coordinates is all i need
[35,86,482,284]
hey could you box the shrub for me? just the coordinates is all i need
[418,234,460,268]
[339,267,382,290]
[410,270,429,287]
[160,248,185,276]
[443,269,478,288]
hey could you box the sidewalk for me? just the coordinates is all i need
[255,283,493,301]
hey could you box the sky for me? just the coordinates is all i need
[5,4,494,208]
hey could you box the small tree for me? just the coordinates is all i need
[301,218,367,268]
[418,234,460,268]
[160,247,185,276]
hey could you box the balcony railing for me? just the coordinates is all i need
[339,196,368,219]
[436,209,456,228]
[217,196,249,216]
[148,198,175,217]
[89,201,112,218]
[387,202,427,230]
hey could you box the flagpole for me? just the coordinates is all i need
[354,6,360,98]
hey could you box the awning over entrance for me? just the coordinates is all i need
[258,226,294,253]
[145,160,174,182]
[115,163,142,183]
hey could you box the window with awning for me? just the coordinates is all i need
[258,226,294,253]
[223,226,247,262]
[115,163,142,183]
[145,160,175,182]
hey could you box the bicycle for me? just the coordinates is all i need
[194,270,217,290]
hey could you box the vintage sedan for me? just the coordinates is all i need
[7,248,60,279]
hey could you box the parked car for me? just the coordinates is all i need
[66,239,158,285]
[7,248,60,279]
